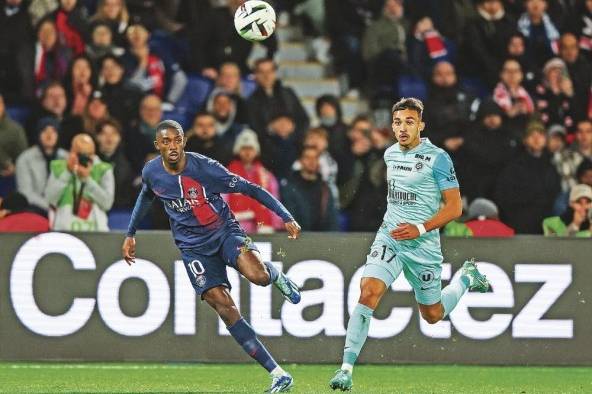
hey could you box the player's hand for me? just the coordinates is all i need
[285,220,301,240]
[391,223,420,241]
[122,236,136,265]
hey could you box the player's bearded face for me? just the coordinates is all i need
[392,109,424,148]
[155,128,185,164]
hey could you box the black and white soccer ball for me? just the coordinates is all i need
[234,0,276,42]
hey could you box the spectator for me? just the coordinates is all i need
[187,0,277,77]
[207,91,245,140]
[293,127,339,205]
[185,111,233,165]
[91,0,129,47]
[99,54,143,128]
[0,191,49,232]
[575,0,592,61]
[553,158,592,216]
[543,184,592,236]
[32,17,72,90]
[315,95,350,185]
[457,98,516,201]
[533,58,574,129]
[506,32,538,89]
[259,114,302,179]
[65,55,96,116]
[124,23,166,98]
[45,133,114,231]
[493,59,535,138]
[339,121,387,231]
[408,17,451,81]
[423,61,477,152]
[0,0,34,104]
[95,119,136,209]
[85,20,125,66]
[559,32,592,123]
[444,198,515,237]
[281,146,339,231]
[0,94,28,178]
[246,58,309,138]
[26,81,68,145]
[495,121,561,234]
[459,0,516,87]
[518,0,560,69]
[16,117,67,214]
[572,119,592,161]
[546,124,575,192]
[361,0,408,98]
[206,62,249,122]
[227,129,281,234]
[53,0,88,55]
[61,90,113,148]
[325,0,380,95]
[126,94,162,170]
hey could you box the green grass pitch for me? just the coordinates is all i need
[1,363,591,393]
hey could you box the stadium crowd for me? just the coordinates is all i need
[0,0,591,236]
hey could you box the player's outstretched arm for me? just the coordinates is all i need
[123,184,155,265]
[391,188,462,241]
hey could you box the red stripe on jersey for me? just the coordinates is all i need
[180,176,218,225]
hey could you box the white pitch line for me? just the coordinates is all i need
[3,364,225,370]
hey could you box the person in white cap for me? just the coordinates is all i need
[226,129,281,234]
[543,183,592,236]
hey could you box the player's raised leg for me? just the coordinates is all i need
[418,259,490,324]
[330,277,387,391]
[202,286,293,393]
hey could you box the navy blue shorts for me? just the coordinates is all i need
[180,232,258,297]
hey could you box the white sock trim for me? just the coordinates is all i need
[340,363,353,373]
[270,366,285,377]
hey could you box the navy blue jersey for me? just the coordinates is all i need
[127,152,293,253]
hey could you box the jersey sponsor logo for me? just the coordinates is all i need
[228,176,238,188]
[393,165,412,172]
[165,198,202,213]
[419,269,435,289]
[388,180,418,205]
[415,154,432,162]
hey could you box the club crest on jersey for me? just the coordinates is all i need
[187,187,199,199]
[415,162,423,170]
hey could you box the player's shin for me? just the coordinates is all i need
[441,275,469,317]
[342,303,374,372]
[228,318,285,376]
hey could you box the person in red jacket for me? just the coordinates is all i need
[0,192,49,232]
[464,198,515,237]
[226,129,282,234]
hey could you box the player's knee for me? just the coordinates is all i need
[250,269,271,286]
[421,309,443,324]
[358,287,381,308]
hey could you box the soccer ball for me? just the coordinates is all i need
[234,0,276,42]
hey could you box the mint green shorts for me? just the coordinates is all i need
[362,230,443,305]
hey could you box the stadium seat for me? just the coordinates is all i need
[108,209,133,230]
[173,74,214,128]
[397,74,428,102]
[461,77,490,98]
[241,77,257,98]
[6,106,31,128]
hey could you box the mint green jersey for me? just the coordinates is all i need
[382,138,459,249]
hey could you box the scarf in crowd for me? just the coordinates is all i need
[419,29,448,60]
[493,82,535,113]
[580,14,592,52]
[518,13,560,54]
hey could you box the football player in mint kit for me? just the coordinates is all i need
[330,98,490,391]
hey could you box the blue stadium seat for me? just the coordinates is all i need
[6,106,31,128]
[173,74,214,128]
[108,209,133,230]
[461,77,490,98]
[241,77,257,98]
[397,74,428,101]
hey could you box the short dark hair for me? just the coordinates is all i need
[156,120,184,136]
[96,118,122,135]
[576,159,592,181]
[254,57,275,71]
[391,97,424,119]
